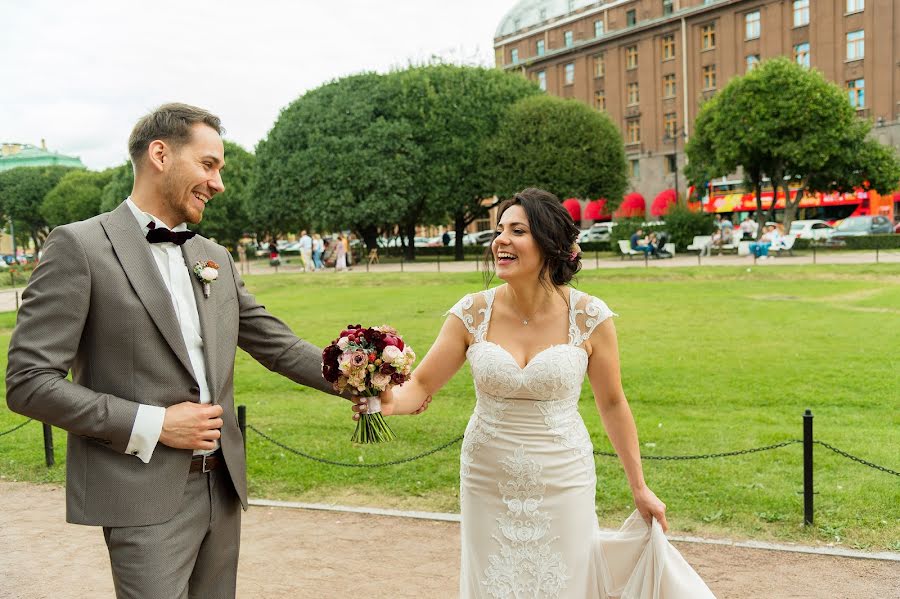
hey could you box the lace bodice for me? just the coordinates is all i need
[448,287,615,403]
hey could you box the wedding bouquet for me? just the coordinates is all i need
[322,324,416,443]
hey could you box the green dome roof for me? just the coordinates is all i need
[0,143,85,172]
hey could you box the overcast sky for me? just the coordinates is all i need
[1,0,516,170]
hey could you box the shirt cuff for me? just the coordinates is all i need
[125,405,166,463]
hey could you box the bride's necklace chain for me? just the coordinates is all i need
[506,288,549,326]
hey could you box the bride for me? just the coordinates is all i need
[354,188,715,598]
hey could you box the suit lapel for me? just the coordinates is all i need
[101,202,198,383]
[181,236,218,400]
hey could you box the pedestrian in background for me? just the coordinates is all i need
[312,234,324,270]
[298,230,313,272]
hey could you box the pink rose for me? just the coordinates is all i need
[337,337,349,350]
[382,345,403,363]
[371,372,391,390]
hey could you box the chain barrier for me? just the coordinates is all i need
[248,428,897,477]
[0,418,32,437]
[814,440,900,477]
[593,439,802,460]
[248,424,463,468]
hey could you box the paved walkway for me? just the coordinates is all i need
[2,249,896,313]
[1,481,897,598]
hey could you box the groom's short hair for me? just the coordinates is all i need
[129,103,223,169]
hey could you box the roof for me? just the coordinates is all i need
[495,0,602,39]
[0,143,85,172]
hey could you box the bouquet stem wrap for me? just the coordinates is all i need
[351,395,396,444]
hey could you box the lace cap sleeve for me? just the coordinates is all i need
[569,289,617,347]
[446,291,491,341]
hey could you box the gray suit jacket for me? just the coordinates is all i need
[6,201,338,527]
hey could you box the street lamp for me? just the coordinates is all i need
[662,126,686,202]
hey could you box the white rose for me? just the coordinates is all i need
[201,267,218,281]
[337,337,349,350]
[382,345,403,363]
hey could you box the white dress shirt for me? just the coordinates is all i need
[124,198,215,463]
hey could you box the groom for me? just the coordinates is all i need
[5,103,351,598]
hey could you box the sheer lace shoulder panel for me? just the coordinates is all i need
[446,290,494,343]
[568,288,617,347]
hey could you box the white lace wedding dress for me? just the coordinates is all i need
[448,287,715,599]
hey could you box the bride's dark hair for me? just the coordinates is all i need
[483,188,582,289]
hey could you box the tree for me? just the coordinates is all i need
[99,162,135,213]
[685,57,899,233]
[254,72,421,249]
[392,65,542,260]
[41,169,113,228]
[487,94,628,213]
[194,141,255,250]
[0,165,78,251]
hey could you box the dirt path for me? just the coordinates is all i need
[1,482,897,598]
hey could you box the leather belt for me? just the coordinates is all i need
[189,450,224,474]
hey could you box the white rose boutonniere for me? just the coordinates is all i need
[193,259,219,298]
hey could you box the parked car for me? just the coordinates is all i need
[465,230,495,246]
[894,220,900,234]
[826,215,893,242]
[788,219,833,241]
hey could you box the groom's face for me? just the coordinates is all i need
[161,124,225,225]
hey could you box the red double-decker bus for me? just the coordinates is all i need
[700,180,896,223]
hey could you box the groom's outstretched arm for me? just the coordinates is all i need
[226,252,348,399]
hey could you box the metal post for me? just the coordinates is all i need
[875,246,879,264]
[400,256,404,272]
[238,405,247,457]
[595,250,599,269]
[697,252,701,266]
[15,290,19,310]
[812,244,816,265]
[644,251,649,268]
[437,253,441,273]
[803,409,814,526]
[42,423,54,467]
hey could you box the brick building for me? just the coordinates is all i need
[494,0,900,206]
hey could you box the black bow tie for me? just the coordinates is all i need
[145,222,195,245]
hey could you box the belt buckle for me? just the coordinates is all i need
[201,453,212,474]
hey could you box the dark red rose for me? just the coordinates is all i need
[380,363,395,375]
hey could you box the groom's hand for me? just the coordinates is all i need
[159,402,224,451]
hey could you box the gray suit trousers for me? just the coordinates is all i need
[103,467,241,599]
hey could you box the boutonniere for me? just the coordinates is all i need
[193,260,219,298]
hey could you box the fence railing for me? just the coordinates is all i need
[4,408,897,527]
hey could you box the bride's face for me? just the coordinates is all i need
[492,205,542,282]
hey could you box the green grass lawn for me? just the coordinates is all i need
[1,264,898,550]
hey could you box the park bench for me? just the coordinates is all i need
[686,235,712,254]
[617,240,643,260]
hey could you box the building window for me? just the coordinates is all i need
[701,23,716,50]
[594,53,606,78]
[794,42,810,68]
[627,82,640,105]
[662,34,676,60]
[564,62,575,85]
[594,20,604,37]
[537,70,547,91]
[745,11,761,40]
[847,79,865,107]
[793,0,809,27]
[564,30,574,47]
[664,112,677,139]
[746,54,761,71]
[627,120,641,144]
[703,64,717,90]
[511,48,519,64]
[663,0,674,16]
[846,30,864,61]
[626,9,637,27]
[630,159,641,179]
[626,45,639,69]
[665,154,678,174]
[595,90,606,110]
[663,74,677,98]
[847,0,864,14]
[536,39,545,56]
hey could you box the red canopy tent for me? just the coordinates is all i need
[584,199,611,221]
[561,198,581,222]
[651,189,677,216]
[615,192,646,218]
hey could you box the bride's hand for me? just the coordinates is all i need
[632,485,668,532]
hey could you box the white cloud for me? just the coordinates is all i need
[0,0,514,169]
